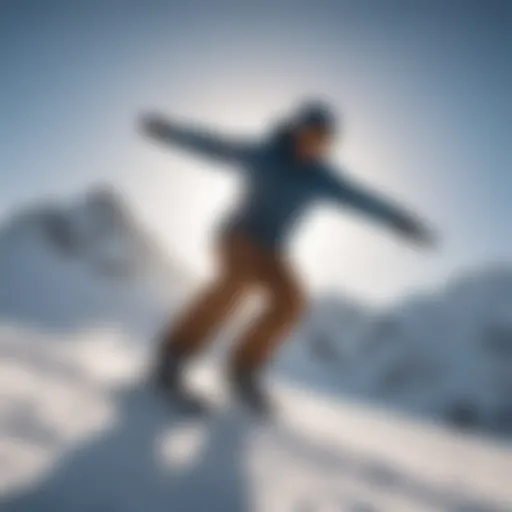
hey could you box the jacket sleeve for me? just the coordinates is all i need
[140,114,251,164]
[320,167,418,232]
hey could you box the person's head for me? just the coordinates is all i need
[291,101,338,162]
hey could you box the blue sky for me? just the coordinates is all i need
[0,0,510,304]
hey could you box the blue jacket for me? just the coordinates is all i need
[144,118,419,252]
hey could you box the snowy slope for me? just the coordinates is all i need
[287,267,512,436]
[0,188,511,511]
[1,325,511,512]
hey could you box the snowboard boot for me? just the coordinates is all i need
[229,366,273,418]
[152,340,208,416]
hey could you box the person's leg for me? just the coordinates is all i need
[230,251,307,374]
[228,250,306,414]
[159,233,257,362]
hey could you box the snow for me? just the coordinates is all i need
[289,268,512,433]
[0,189,511,511]
[1,326,511,512]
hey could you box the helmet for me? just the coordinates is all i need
[293,100,338,134]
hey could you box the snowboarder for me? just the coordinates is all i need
[140,100,436,416]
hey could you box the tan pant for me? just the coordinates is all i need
[162,232,306,372]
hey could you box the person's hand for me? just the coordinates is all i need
[139,113,174,140]
[394,215,439,249]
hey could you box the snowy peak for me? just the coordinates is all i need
[0,185,187,285]
[0,186,190,336]
[291,265,512,436]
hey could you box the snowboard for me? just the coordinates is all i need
[150,378,275,422]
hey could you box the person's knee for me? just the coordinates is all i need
[270,285,307,325]
[213,270,249,298]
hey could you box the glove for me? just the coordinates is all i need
[139,113,175,141]
[394,214,438,249]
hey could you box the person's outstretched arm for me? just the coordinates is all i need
[139,112,250,164]
[321,168,437,247]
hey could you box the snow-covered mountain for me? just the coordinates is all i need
[0,185,190,336]
[0,184,190,283]
[289,266,512,436]
[0,187,511,511]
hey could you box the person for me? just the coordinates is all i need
[139,100,436,416]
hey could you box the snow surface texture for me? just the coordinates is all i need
[0,188,511,512]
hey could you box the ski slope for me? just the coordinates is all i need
[0,188,511,511]
[1,325,511,512]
